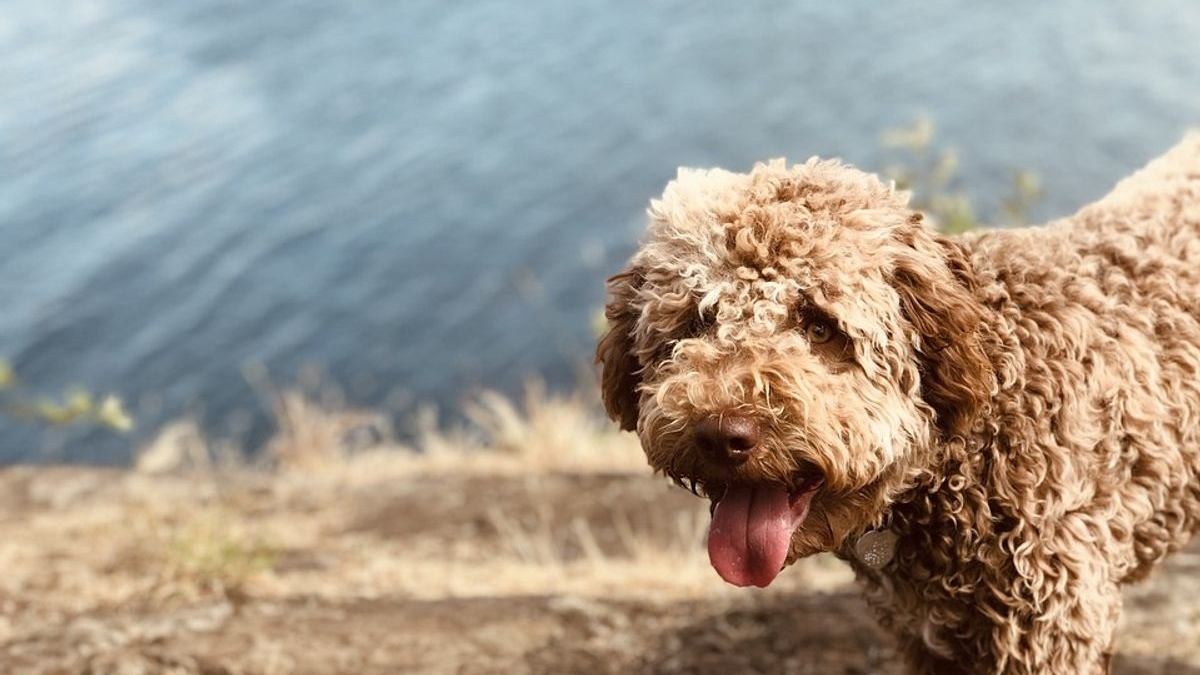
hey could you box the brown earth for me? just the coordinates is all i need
[1,463,1198,675]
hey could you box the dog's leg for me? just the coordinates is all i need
[893,595,1121,675]
[1018,577,1122,675]
[880,556,1123,675]
[895,639,971,675]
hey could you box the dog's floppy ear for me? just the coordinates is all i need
[893,224,993,438]
[595,267,645,431]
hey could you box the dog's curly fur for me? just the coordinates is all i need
[597,134,1200,675]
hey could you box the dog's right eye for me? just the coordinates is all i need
[798,309,855,366]
[806,320,834,344]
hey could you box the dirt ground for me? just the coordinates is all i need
[1,463,1198,675]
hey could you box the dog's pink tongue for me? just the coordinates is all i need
[707,484,796,588]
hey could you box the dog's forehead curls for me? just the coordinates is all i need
[596,156,993,588]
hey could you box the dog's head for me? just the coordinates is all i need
[596,158,992,587]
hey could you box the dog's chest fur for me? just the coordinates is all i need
[842,203,1200,673]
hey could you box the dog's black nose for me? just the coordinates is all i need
[695,414,760,465]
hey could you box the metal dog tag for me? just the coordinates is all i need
[855,529,898,569]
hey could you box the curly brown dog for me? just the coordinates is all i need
[596,134,1200,674]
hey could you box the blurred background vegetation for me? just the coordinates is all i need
[0,357,131,431]
[881,116,1043,234]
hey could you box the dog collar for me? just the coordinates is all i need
[854,528,898,569]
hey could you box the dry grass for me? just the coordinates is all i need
[2,386,1196,674]
[2,386,846,614]
[137,382,649,478]
[400,382,651,476]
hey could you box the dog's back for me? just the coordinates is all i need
[958,133,1200,583]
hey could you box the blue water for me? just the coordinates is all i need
[2,1,1199,463]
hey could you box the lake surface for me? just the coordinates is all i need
[2,1,1199,463]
